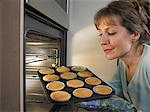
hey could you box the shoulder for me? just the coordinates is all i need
[143,44,150,56]
[141,44,150,83]
[141,44,150,65]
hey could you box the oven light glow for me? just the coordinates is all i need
[26,42,47,45]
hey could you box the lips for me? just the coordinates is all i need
[101,45,113,54]
[103,49,112,54]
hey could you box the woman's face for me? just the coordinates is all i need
[97,19,135,60]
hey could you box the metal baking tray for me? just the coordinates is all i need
[38,66,115,105]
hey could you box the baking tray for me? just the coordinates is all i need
[38,66,115,105]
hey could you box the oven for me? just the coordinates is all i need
[24,4,67,112]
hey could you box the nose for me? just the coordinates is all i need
[99,34,109,45]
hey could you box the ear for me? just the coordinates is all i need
[131,32,140,42]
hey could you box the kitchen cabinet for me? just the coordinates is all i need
[0,0,24,111]
[25,0,69,29]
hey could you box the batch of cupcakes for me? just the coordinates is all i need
[38,66,113,103]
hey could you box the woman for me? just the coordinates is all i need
[76,0,150,111]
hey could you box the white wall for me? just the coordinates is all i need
[67,0,117,81]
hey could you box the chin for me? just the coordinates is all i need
[105,55,117,60]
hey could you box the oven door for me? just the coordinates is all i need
[25,68,48,103]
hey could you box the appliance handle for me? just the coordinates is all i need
[24,28,61,39]
[27,93,45,96]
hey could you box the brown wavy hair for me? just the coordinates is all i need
[94,0,150,44]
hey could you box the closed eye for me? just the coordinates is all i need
[98,33,102,37]
[108,32,116,36]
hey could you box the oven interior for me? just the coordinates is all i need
[25,31,60,103]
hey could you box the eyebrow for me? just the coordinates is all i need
[98,26,118,32]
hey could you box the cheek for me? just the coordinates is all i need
[109,38,120,48]
[110,37,132,51]
[115,40,132,54]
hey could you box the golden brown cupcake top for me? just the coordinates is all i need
[71,66,86,72]
[66,79,84,88]
[93,85,112,95]
[43,74,60,82]
[50,91,71,102]
[56,66,70,73]
[46,81,65,91]
[85,77,101,85]
[73,88,93,98]
[77,71,93,78]
[60,72,77,80]
[39,68,55,74]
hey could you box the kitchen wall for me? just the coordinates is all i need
[67,0,117,81]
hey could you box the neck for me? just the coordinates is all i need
[121,43,144,68]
